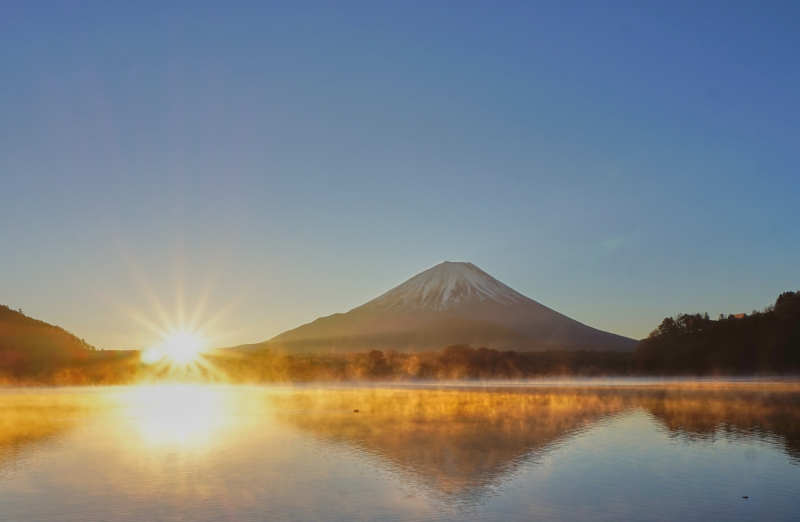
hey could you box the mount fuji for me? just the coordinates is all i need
[255,261,636,353]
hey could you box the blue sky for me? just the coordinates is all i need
[2,2,798,348]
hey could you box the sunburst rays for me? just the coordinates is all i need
[110,241,243,382]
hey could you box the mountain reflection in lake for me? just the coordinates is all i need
[271,388,634,498]
[1,382,799,521]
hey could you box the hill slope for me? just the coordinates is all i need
[257,261,636,353]
[0,305,94,375]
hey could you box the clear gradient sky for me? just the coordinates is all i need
[2,2,799,349]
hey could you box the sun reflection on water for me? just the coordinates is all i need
[119,385,232,449]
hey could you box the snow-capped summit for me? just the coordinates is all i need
[261,261,636,353]
[361,261,527,312]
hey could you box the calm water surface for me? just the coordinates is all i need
[1,381,799,521]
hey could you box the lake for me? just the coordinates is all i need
[1,381,799,521]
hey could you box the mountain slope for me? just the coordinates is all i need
[259,261,636,353]
[0,305,94,374]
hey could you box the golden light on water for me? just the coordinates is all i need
[121,384,230,448]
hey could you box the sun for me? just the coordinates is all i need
[142,329,207,366]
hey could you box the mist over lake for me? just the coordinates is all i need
[2,381,799,522]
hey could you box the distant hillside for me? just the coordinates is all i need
[253,261,636,354]
[0,305,94,375]
[634,291,800,374]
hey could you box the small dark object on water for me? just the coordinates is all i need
[353,409,359,413]
[741,496,749,500]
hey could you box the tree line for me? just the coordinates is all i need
[633,290,800,374]
[207,345,634,382]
